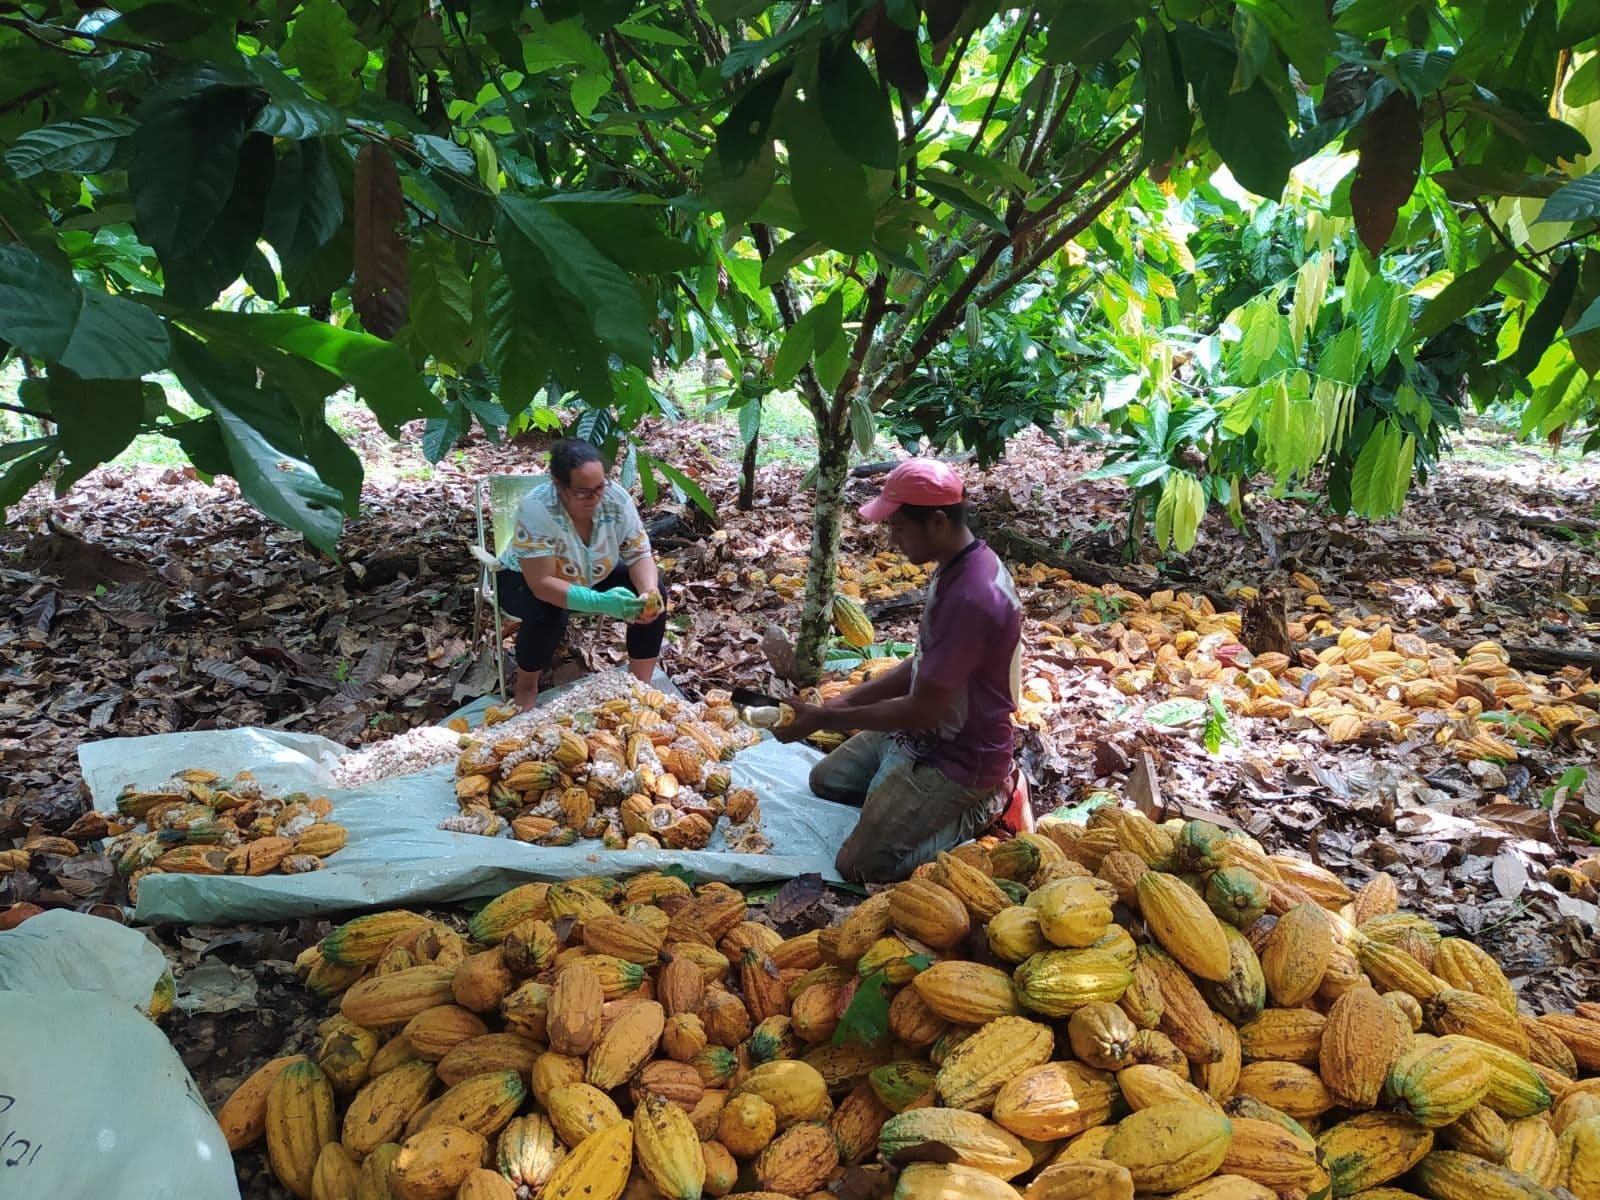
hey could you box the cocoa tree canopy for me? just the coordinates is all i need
[1,0,1597,575]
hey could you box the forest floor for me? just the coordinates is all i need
[1,406,1598,1195]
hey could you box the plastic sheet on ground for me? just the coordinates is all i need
[0,911,241,1199]
[78,674,859,925]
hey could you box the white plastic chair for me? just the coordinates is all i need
[471,474,547,700]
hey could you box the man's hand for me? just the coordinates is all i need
[772,700,828,744]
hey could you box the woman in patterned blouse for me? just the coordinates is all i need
[497,438,666,709]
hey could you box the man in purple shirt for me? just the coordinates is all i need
[776,460,1023,882]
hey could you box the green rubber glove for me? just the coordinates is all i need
[567,585,647,619]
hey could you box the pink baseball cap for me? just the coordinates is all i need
[858,459,965,522]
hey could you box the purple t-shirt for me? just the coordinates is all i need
[897,540,1022,788]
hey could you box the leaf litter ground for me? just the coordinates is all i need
[1,410,1597,1198]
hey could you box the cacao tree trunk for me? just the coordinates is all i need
[793,408,852,684]
[737,415,759,511]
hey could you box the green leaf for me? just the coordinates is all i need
[263,138,344,278]
[484,254,550,413]
[1414,250,1515,340]
[247,55,344,138]
[1565,55,1600,107]
[496,195,655,369]
[1144,698,1209,726]
[1535,172,1600,225]
[832,970,892,1047]
[283,0,367,107]
[939,149,1033,194]
[1512,255,1580,376]
[738,395,762,446]
[3,117,136,178]
[1565,296,1600,340]
[130,85,263,265]
[1172,23,1294,199]
[409,235,477,367]
[182,310,444,434]
[1236,0,1335,85]
[919,170,1009,235]
[650,456,715,517]
[0,244,169,379]
[162,131,276,308]
[1459,96,1591,168]
[1139,24,1191,169]
[0,443,61,515]
[414,133,474,175]
[820,45,897,170]
[46,369,144,490]
[168,334,346,555]
[784,89,873,253]
[1044,0,1148,64]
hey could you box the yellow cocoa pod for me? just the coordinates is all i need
[539,1121,633,1200]
[1317,1112,1435,1196]
[1238,1009,1326,1066]
[1101,1101,1233,1192]
[729,1060,832,1129]
[1432,939,1519,1016]
[267,1060,338,1199]
[311,1142,360,1200]
[218,1055,306,1152]
[991,1062,1120,1142]
[342,1060,437,1157]
[934,851,1012,923]
[935,1015,1055,1112]
[913,961,1021,1024]
[388,1126,489,1200]
[878,1107,1033,1179]
[417,1069,525,1139]
[1504,1117,1562,1188]
[1033,878,1115,949]
[894,1161,1025,1200]
[755,1120,840,1195]
[989,905,1054,964]
[1441,1105,1510,1162]
[546,1083,625,1149]
[1169,1175,1277,1200]
[1558,1113,1600,1200]
[1260,904,1332,1007]
[1426,989,1531,1057]
[1322,986,1411,1108]
[1446,1037,1553,1120]
[1013,949,1133,1018]
[1411,1149,1564,1200]
[1023,1158,1134,1200]
[1217,1117,1324,1194]
[1135,872,1232,983]
[1233,1061,1337,1120]
[587,1000,664,1091]
[889,877,971,950]
[496,1114,564,1198]
[1068,1002,1139,1071]
[634,1095,706,1200]
[1116,1064,1220,1113]
[454,1168,515,1200]
[1385,1038,1492,1128]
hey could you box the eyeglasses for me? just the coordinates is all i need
[560,481,606,500]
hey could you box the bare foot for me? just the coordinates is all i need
[513,671,541,712]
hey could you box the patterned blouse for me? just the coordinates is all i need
[500,481,652,584]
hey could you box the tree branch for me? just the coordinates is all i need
[1022,72,1081,177]
[681,0,727,64]
[980,164,1141,303]
[965,22,1031,152]
[753,224,832,418]
[0,403,52,421]
[831,272,890,421]
[402,197,494,246]
[905,31,974,140]
[613,33,714,143]
[605,37,696,186]
[1012,121,1140,239]
[1437,104,1553,284]
[0,81,58,116]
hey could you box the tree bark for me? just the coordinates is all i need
[792,415,852,683]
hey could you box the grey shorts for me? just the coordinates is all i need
[810,731,1005,884]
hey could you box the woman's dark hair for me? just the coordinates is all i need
[898,501,967,527]
[549,437,603,485]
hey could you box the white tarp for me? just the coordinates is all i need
[0,911,240,1199]
[77,674,859,925]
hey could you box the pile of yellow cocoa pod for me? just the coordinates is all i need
[1015,573,1599,762]
[218,806,1600,1200]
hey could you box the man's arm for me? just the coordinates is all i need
[775,673,956,743]
[830,657,913,707]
